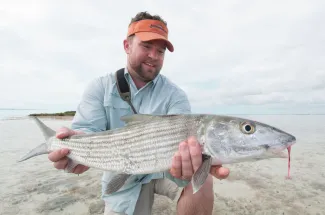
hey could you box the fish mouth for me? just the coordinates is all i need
[268,149,289,158]
[286,135,296,148]
[267,137,296,158]
[287,140,296,147]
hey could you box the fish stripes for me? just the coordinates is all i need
[48,116,194,174]
[19,114,296,182]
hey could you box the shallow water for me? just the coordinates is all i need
[0,115,324,215]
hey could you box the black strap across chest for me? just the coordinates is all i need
[115,68,138,114]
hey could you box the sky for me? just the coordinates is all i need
[1,0,324,114]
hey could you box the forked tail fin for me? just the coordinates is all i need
[17,116,56,162]
[30,116,56,140]
[17,143,48,162]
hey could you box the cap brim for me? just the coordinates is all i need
[135,32,174,52]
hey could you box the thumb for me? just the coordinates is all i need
[210,165,230,180]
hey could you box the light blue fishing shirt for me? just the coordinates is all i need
[71,67,191,215]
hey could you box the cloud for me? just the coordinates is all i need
[0,0,324,114]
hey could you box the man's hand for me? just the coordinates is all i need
[48,127,89,174]
[169,136,230,180]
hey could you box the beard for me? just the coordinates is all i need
[132,62,162,82]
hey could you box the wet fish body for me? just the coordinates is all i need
[18,114,296,193]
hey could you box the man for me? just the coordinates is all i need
[48,12,230,215]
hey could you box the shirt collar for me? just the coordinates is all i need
[124,67,160,87]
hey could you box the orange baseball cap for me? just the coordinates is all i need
[127,19,174,52]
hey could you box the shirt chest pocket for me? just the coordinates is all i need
[104,94,132,127]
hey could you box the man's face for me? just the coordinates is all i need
[124,35,166,82]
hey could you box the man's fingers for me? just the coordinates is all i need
[56,127,72,139]
[170,152,182,178]
[48,148,69,162]
[188,136,202,172]
[49,127,87,174]
[53,157,69,170]
[210,165,230,179]
[56,127,83,139]
[179,141,193,178]
[73,165,89,174]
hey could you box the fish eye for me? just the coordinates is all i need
[240,122,256,134]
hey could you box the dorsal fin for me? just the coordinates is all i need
[120,114,157,125]
[120,114,182,126]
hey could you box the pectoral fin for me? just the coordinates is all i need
[105,174,131,195]
[191,154,212,194]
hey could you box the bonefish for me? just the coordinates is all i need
[18,114,296,194]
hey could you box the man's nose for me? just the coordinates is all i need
[148,49,159,59]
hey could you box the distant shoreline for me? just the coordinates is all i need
[28,111,75,120]
[29,111,75,116]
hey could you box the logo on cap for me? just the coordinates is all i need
[150,24,167,33]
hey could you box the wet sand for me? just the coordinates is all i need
[1,115,324,215]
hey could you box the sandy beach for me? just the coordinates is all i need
[1,115,324,215]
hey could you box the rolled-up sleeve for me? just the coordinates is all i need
[71,77,108,133]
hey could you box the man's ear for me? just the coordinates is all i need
[123,39,130,54]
